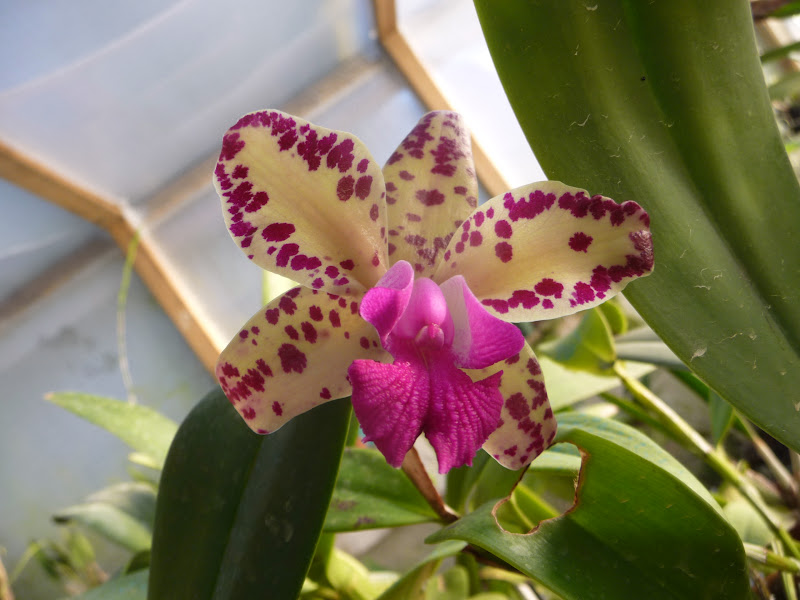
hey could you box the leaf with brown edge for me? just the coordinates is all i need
[428,413,748,600]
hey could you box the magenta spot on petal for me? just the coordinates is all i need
[504,189,556,222]
[406,212,421,222]
[357,158,369,173]
[474,211,484,227]
[399,170,415,181]
[388,243,396,255]
[495,242,513,263]
[245,191,269,212]
[309,305,323,321]
[230,220,257,238]
[239,330,249,339]
[569,231,593,252]
[371,253,380,267]
[290,254,309,270]
[573,282,595,305]
[337,175,354,201]
[494,220,512,239]
[386,181,397,192]
[455,241,465,254]
[542,299,554,309]
[262,222,295,242]
[482,298,510,314]
[534,278,564,298]
[301,321,318,343]
[272,401,283,416]
[275,243,300,267]
[312,278,324,289]
[360,336,370,349]
[509,290,539,309]
[251,326,260,334]
[220,132,245,160]
[256,359,273,378]
[486,207,495,219]
[325,265,339,278]
[454,185,467,195]
[356,176,373,199]
[369,203,379,221]
[279,295,298,314]
[265,308,280,324]
[285,325,299,340]
[327,139,355,172]
[242,406,256,420]
[221,363,240,378]
[329,310,341,327]
[591,266,612,293]
[469,231,482,246]
[507,393,530,421]
[320,387,332,399]
[232,165,249,179]
[350,301,358,315]
[338,297,347,308]
[278,343,307,374]
[340,259,354,270]
[415,189,445,206]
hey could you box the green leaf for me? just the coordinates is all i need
[324,448,438,532]
[377,541,466,600]
[761,40,800,63]
[46,392,177,468]
[73,570,148,600]
[710,392,735,445]
[429,413,749,599]
[539,355,654,411]
[597,300,628,335]
[53,483,156,553]
[768,71,800,100]
[538,309,615,373]
[475,0,800,453]
[148,388,351,600]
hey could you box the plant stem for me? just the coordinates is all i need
[0,555,13,600]
[745,542,800,573]
[401,447,458,523]
[614,363,800,560]
[738,415,800,504]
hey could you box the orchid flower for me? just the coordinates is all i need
[214,110,653,474]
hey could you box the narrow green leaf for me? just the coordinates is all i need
[475,0,800,453]
[54,483,156,553]
[538,309,615,373]
[324,448,438,532]
[148,388,350,600]
[768,71,800,100]
[761,40,800,63]
[46,392,177,468]
[377,541,466,600]
[73,570,148,600]
[429,413,749,599]
[539,355,654,411]
[710,392,735,445]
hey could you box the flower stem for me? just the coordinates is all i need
[614,363,800,560]
[401,447,458,523]
[745,542,800,573]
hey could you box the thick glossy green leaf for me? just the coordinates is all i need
[46,392,177,468]
[148,388,350,600]
[429,413,749,599]
[324,448,438,532]
[475,0,800,452]
[54,483,156,553]
[74,571,148,600]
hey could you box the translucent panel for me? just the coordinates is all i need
[0,250,213,592]
[0,0,375,202]
[397,0,546,188]
[0,180,99,303]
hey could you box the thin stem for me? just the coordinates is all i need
[0,555,13,600]
[117,231,140,404]
[614,363,800,560]
[401,447,458,523]
[745,542,800,573]
[773,541,800,600]
[738,414,799,505]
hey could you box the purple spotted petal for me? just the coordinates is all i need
[383,112,478,277]
[439,275,524,369]
[348,358,429,467]
[465,344,557,470]
[433,181,653,322]
[425,359,504,474]
[359,260,414,343]
[217,287,387,434]
[214,110,389,296]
